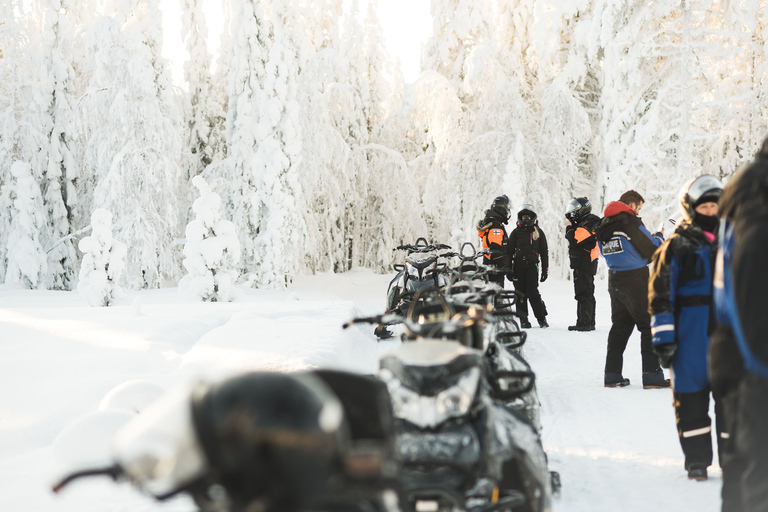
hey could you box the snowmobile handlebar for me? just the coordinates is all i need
[394,243,452,253]
[343,313,403,329]
[52,465,122,494]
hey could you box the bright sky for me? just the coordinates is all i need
[159,0,433,87]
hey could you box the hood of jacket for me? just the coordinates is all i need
[603,201,635,218]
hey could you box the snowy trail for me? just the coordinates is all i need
[0,270,723,511]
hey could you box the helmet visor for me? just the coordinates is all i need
[688,175,724,204]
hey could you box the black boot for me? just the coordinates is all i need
[687,464,708,481]
[604,372,630,387]
[520,319,532,329]
[538,318,549,328]
[642,370,671,389]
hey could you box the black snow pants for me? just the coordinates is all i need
[720,390,747,512]
[736,374,768,512]
[573,261,597,327]
[673,388,725,470]
[513,262,547,323]
[604,267,660,374]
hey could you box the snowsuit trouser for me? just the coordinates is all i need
[605,267,660,374]
[720,389,747,512]
[573,262,596,327]
[673,387,725,470]
[513,262,547,323]
[736,374,768,512]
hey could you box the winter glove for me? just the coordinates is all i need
[653,343,677,369]
[540,268,548,282]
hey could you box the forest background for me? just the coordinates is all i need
[1,0,766,293]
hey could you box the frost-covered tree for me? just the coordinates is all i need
[179,176,240,302]
[422,0,496,90]
[78,209,126,307]
[181,0,225,180]
[3,161,48,289]
[213,0,304,288]
[38,0,82,290]
[593,0,768,228]
[78,8,184,289]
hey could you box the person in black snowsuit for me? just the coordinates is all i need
[596,190,667,389]
[508,203,548,329]
[565,197,601,331]
[648,175,725,482]
[711,139,768,512]
[477,195,511,287]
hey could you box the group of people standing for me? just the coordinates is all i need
[477,140,768,510]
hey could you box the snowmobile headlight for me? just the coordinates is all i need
[380,368,480,428]
[406,262,420,279]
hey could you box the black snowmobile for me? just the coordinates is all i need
[52,370,402,512]
[379,340,553,512]
[346,288,542,434]
[376,238,452,339]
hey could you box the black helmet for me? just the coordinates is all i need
[191,372,347,512]
[565,197,592,222]
[679,175,723,221]
[491,195,511,221]
[518,203,537,227]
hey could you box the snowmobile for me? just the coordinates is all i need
[379,340,553,512]
[345,289,541,432]
[376,238,453,339]
[52,370,402,512]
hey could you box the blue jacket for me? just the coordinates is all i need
[596,202,664,273]
[649,222,717,392]
[714,220,768,379]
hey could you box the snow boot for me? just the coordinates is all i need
[642,370,671,389]
[687,465,708,481]
[604,372,630,388]
[568,324,595,332]
[520,319,532,329]
[538,318,549,328]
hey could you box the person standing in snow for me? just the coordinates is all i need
[711,139,768,512]
[648,175,725,482]
[477,195,511,287]
[508,203,549,329]
[596,190,667,388]
[565,197,601,331]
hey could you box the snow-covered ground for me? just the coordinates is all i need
[0,269,721,511]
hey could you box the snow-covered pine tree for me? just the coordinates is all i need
[179,175,240,302]
[422,0,496,91]
[77,208,126,307]
[3,161,49,289]
[39,0,81,290]
[216,0,305,288]
[78,6,184,289]
[181,0,224,180]
[593,0,766,228]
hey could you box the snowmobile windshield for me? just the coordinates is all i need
[406,253,438,280]
[111,381,208,498]
[379,341,482,428]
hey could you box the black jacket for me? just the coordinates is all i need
[477,209,509,268]
[565,213,601,268]
[509,224,549,270]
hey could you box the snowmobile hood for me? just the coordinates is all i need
[379,341,483,397]
[603,201,635,218]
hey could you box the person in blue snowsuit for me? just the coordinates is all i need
[648,175,724,482]
[596,190,666,388]
[710,140,768,512]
